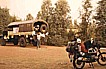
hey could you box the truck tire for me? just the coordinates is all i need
[40,24,47,33]
[1,39,6,46]
[19,37,26,47]
[13,39,18,45]
[13,36,18,45]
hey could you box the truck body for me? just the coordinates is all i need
[0,19,48,47]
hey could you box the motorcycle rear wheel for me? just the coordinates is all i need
[97,52,106,66]
[73,58,85,69]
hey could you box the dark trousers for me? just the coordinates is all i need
[37,39,40,48]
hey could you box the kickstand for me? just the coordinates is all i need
[89,62,94,69]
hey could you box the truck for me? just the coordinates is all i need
[0,19,48,47]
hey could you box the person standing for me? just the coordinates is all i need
[37,32,41,48]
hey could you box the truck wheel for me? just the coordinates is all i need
[13,39,18,45]
[13,36,18,45]
[19,37,26,47]
[40,24,47,33]
[1,39,6,46]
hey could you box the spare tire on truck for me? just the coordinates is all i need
[40,24,47,33]
[19,37,26,47]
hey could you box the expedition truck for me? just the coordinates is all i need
[0,19,48,47]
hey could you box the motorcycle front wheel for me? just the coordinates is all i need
[73,58,85,69]
[97,52,106,66]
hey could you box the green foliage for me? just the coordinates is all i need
[10,15,22,22]
[0,7,22,34]
[54,0,71,34]
[37,0,72,46]
[79,0,92,40]
[94,0,106,41]
[94,0,106,25]
[26,13,34,20]
[50,0,72,46]
[47,35,69,46]
[95,25,106,41]
[37,0,52,21]
[0,7,11,33]
[87,22,96,38]
[67,29,74,41]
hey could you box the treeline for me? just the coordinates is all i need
[0,0,106,46]
[0,7,34,33]
[36,0,106,46]
[36,0,72,46]
[0,7,22,33]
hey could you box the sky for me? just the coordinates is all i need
[0,0,99,20]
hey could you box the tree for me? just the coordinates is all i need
[36,0,52,21]
[94,0,106,41]
[36,0,53,35]
[49,0,71,45]
[26,13,34,20]
[73,19,80,34]
[10,15,22,22]
[87,21,96,38]
[36,0,72,46]
[0,7,11,33]
[94,0,106,25]
[79,0,92,40]
[36,0,55,45]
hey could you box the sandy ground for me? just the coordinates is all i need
[0,44,106,69]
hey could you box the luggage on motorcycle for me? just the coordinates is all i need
[84,40,92,50]
[88,48,97,56]
[66,47,71,52]
[66,41,75,53]
[80,43,88,52]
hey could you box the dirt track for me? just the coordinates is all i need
[0,45,106,69]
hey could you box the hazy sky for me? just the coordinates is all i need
[0,0,99,20]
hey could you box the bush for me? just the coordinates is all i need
[47,35,68,46]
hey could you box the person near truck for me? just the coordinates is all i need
[37,32,41,48]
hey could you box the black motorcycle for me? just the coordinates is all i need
[72,42,106,69]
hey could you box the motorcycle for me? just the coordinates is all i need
[66,39,106,69]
